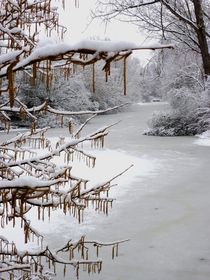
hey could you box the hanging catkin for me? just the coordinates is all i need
[123,57,127,96]
[92,63,95,93]
[7,60,17,107]
[32,63,37,85]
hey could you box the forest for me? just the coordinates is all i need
[0,1,210,280]
[93,0,210,136]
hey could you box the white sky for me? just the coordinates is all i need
[58,0,156,65]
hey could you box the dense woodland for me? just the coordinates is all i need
[14,56,143,128]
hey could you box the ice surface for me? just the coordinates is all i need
[2,103,210,280]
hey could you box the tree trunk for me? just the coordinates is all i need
[193,0,210,77]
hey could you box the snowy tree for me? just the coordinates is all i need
[140,42,205,102]
[94,0,210,77]
[143,45,210,136]
[82,55,142,109]
[94,0,210,135]
[143,58,210,136]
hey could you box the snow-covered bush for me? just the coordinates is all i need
[146,79,210,136]
[16,56,142,128]
[143,46,210,136]
[145,81,210,136]
[83,57,142,109]
[145,108,210,136]
[51,74,97,111]
[141,44,204,103]
[168,86,206,113]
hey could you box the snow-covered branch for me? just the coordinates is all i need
[0,1,135,279]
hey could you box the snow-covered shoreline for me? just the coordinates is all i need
[194,130,210,146]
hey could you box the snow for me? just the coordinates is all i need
[194,130,210,146]
[0,264,30,273]
[0,38,173,76]
[0,134,160,251]
[0,176,66,189]
[0,50,23,64]
[34,38,172,55]
[74,39,136,52]
[137,101,168,106]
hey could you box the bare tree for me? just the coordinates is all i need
[94,0,210,76]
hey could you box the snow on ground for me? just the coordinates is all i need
[1,135,161,250]
[194,130,210,146]
[137,102,168,106]
[27,137,161,238]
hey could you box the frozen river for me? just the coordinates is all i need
[45,102,210,280]
[3,102,210,280]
